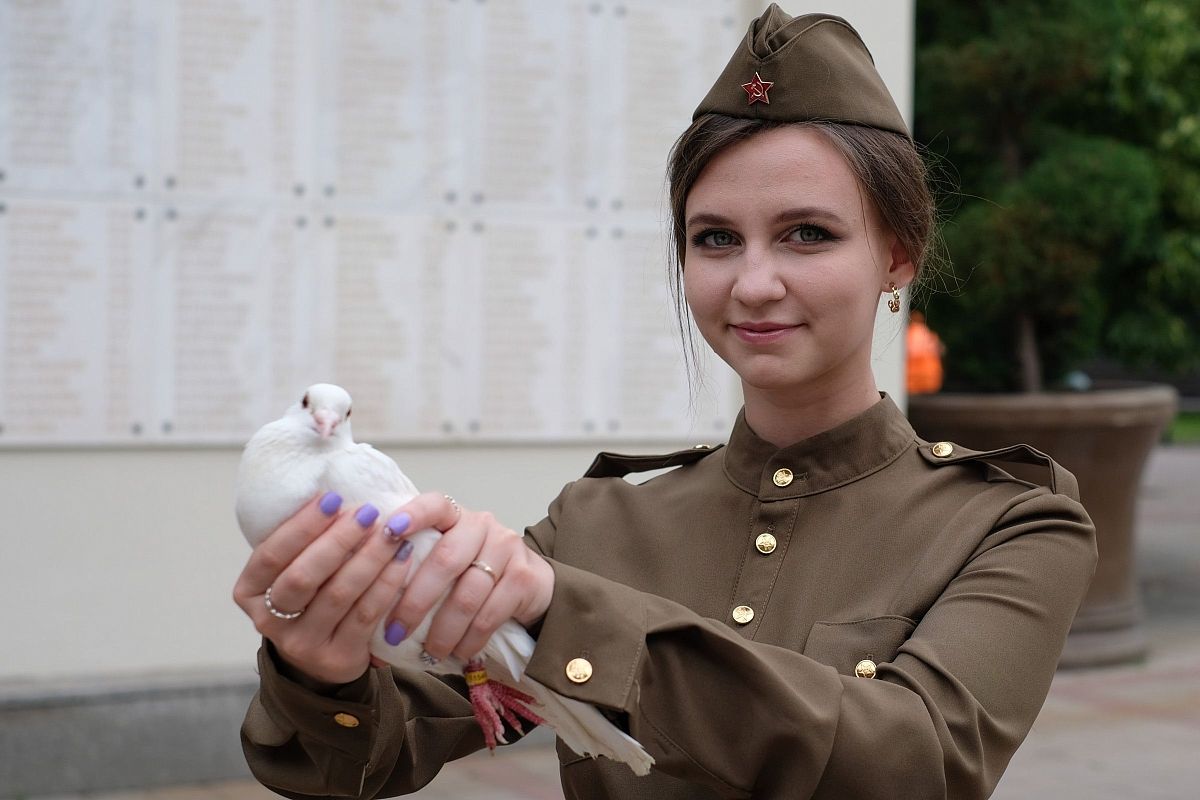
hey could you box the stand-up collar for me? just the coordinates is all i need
[722,394,916,499]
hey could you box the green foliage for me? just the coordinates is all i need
[915,0,1200,391]
[1167,411,1200,444]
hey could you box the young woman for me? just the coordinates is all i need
[234,7,1096,798]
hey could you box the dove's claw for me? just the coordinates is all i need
[464,659,547,751]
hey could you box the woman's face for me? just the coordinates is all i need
[682,126,912,403]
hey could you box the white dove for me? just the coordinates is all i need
[235,383,654,776]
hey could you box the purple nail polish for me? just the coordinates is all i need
[384,620,407,646]
[396,540,414,562]
[384,512,411,538]
[319,492,343,515]
[355,503,379,528]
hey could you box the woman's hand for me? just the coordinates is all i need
[232,492,416,685]
[384,492,555,662]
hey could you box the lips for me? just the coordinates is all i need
[736,321,793,332]
[731,321,801,344]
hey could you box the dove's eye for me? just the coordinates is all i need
[301,393,309,409]
[346,407,352,418]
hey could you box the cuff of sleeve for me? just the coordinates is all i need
[257,643,377,756]
[524,559,647,712]
[264,639,373,701]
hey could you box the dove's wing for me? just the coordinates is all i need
[236,419,329,547]
[325,441,420,511]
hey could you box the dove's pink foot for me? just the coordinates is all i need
[464,659,546,750]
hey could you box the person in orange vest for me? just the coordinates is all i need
[907,310,945,394]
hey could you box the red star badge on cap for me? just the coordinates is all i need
[742,72,773,105]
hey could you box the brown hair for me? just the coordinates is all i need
[665,114,941,373]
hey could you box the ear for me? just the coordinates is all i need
[883,233,916,290]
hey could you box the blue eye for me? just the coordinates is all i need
[692,230,737,248]
[789,225,828,243]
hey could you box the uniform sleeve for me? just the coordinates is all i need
[241,641,494,798]
[522,484,1097,799]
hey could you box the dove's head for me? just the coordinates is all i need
[291,383,354,441]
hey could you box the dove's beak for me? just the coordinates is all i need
[313,409,339,438]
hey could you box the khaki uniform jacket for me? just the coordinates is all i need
[242,395,1096,799]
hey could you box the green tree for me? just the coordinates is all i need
[915,0,1200,392]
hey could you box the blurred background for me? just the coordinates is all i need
[0,1,1195,798]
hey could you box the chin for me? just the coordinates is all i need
[733,365,811,394]
[743,375,812,395]
[717,349,799,383]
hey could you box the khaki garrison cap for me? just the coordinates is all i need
[693,3,909,137]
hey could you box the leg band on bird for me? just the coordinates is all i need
[464,658,546,750]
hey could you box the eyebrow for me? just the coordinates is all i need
[685,207,845,229]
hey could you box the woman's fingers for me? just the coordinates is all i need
[250,501,382,620]
[327,529,417,654]
[382,492,555,661]
[447,562,526,660]
[399,491,463,534]
[233,492,344,604]
[232,485,555,684]
[240,502,418,685]
[449,544,556,659]
[299,507,414,634]
[387,496,487,652]
[350,491,556,666]
[422,544,514,659]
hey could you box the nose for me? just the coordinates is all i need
[730,250,787,307]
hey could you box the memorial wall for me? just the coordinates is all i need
[0,0,747,446]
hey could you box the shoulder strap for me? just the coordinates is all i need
[917,441,1079,499]
[584,444,724,479]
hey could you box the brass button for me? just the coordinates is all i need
[755,533,777,554]
[772,468,793,487]
[333,712,360,728]
[854,659,877,679]
[931,442,954,458]
[732,605,755,624]
[565,657,593,684]
[693,443,710,449]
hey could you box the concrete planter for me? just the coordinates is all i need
[907,384,1178,668]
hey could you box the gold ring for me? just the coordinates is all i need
[444,494,461,520]
[264,586,304,621]
[469,559,497,582]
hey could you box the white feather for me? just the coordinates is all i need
[236,383,653,776]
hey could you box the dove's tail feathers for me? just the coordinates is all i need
[517,675,654,777]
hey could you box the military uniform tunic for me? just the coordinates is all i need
[242,395,1096,799]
